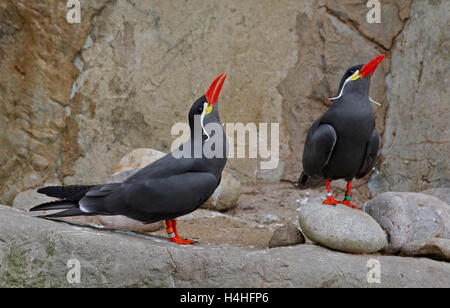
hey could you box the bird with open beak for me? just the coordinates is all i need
[30,73,228,245]
[298,55,385,209]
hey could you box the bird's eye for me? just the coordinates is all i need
[198,105,203,113]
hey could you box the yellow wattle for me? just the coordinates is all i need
[351,73,361,81]
[205,104,213,115]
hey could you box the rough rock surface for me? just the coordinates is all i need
[318,0,412,50]
[1,205,449,288]
[400,238,450,261]
[1,0,416,205]
[369,0,450,194]
[0,0,445,219]
[0,0,108,204]
[298,200,387,254]
[63,0,305,186]
[268,224,305,248]
[363,192,450,254]
[151,209,273,249]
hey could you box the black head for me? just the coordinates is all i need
[188,95,208,129]
[334,55,385,100]
[171,75,228,176]
[188,74,227,134]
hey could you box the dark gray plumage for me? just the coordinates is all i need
[298,55,384,208]
[31,73,228,244]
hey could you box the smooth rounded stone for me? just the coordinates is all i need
[298,201,387,254]
[421,187,450,205]
[363,192,450,254]
[13,189,161,233]
[107,168,140,183]
[201,172,241,211]
[400,238,450,262]
[112,148,166,174]
[269,224,305,248]
[110,148,241,212]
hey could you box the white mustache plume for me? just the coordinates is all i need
[200,102,210,141]
[327,70,381,106]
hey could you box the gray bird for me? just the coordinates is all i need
[31,73,228,245]
[298,55,385,209]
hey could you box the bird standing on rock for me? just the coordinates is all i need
[30,73,228,245]
[298,55,385,210]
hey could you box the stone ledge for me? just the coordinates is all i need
[0,205,449,288]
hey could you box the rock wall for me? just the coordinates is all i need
[0,0,108,204]
[369,0,450,194]
[1,0,447,204]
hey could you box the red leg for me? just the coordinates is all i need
[165,220,194,245]
[340,181,360,210]
[323,179,339,206]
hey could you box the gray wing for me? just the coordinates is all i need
[302,119,337,176]
[356,128,379,178]
[79,172,218,223]
[124,152,193,182]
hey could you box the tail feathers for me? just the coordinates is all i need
[38,185,95,201]
[37,207,88,218]
[30,199,88,218]
[29,200,77,212]
[298,172,323,189]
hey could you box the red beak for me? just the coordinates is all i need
[205,73,227,106]
[360,54,385,78]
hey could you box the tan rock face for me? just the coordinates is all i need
[0,0,108,204]
[318,0,412,49]
[64,0,399,187]
[63,0,306,186]
[6,0,448,206]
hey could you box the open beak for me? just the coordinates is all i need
[359,54,385,79]
[205,73,227,106]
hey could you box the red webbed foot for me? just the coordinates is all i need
[166,219,195,245]
[340,196,361,210]
[339,181,361,210]
[323,195,340,206]
[323,179,339,206]
[169,236,195,245]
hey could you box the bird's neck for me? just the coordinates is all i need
[187,120,227,156]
